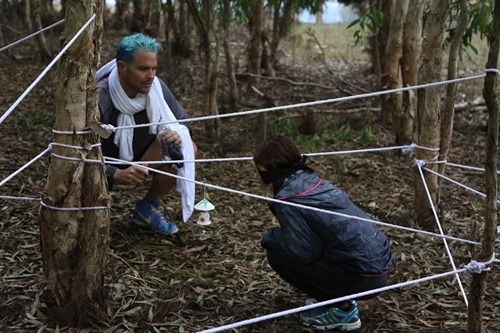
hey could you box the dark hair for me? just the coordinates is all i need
[253,135,302,171]
[253,135,313,189]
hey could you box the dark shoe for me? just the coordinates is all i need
[299,300,361,331]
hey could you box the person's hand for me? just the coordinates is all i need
[113,164,149,186]
[158,129,182,148]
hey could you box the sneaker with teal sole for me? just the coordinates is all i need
[132,199,178,235]
[299,300,361,331]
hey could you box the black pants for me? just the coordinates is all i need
[266,246,390,307]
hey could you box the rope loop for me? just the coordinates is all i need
[463,254,495,279]
[401,143,416,157]
[101,124,116,132]
[414,159,426,168]
[484,68,500,75]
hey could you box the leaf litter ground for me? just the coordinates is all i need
[1,28,499,332]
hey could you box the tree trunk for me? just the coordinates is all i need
[172,0,192,58]
[38,0,109,326]
[380,0,409,132]
[371,0,393,83]
[31,0,53,61]
[400,0,425,145]
[261,32,275,77]
[186,0,220,139]
[316,11,323,24]
[145,0,165,41]
[112,0,129,32]
[468,1,500,331]
[0,4,6,51]
[22,0,32,31]
[414,0,450,231]
[163,0,175,58]
[269,0,294,71]
[437,0,468,206]
[131,0,146,32]
[247,0,263,90]
[222,0,239,111]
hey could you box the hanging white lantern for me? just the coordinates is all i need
[194,198,215,226]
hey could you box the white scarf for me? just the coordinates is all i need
[97,60,195,222]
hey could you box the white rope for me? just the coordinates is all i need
[0,19,65,53]
[104,156,481,246]
[102,144,429,165]
[485,68,500,75]
[51,142,101,150]
[0,195,40,201]
[416,161,468,306]
[50,152,101,163]
[0,14,96,124]
[197,255,497,333]
[52,129,93,135]
[0,147,52,187]
[0,141,480,243]
[305,143,438,157]
[463,254,495,278]
[102,72,493,131]
[441,161,500,175]
[39,200,109,211]
[423,166,500,203]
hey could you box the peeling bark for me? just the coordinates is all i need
[38,0,110,326]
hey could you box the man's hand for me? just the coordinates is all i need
[113,164,149,186]
[158,129,182,148]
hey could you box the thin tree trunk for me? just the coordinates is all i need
[38,0,109,326]
[31,0,52,60]
[373,0,393,85]
[131,0,146,32]
[113,0,128,32]
[269,0,293,71]
[145,0,165,41]
[401,0,425,144]
[247,0,263,90]
[316,11,323,24]
[0,6,6,51]
[22,0,32,31]
[468,1,500,331]
[261,32,275,77]
[414,0,450,231]
[381,0,409,135]
[222,0,239,111]
[163,0,174,58]
[173,0,192,58]
[438,0,468,211]
[186,0,220,139]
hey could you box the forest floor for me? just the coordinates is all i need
[1,23,499,333]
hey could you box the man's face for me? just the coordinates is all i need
[118,50,157,97]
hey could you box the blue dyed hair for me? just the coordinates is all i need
[116,33,162,65]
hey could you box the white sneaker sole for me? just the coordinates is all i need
[305,319,362,331]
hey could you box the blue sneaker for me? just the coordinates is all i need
[132,199,178,235]
[299,300,361,331]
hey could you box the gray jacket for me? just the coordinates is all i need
[262,170,393,274]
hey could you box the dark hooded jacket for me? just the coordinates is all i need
[261,170,393,274]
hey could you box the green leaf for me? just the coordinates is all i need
[347,18,360,29]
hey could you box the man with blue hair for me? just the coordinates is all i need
[97,33,196,235]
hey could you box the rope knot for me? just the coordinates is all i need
[401,143,416,157]
[413,159,425,168]
[463,254,495,278]
[101,124,116,132]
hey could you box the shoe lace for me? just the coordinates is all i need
[151,207,167,224]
